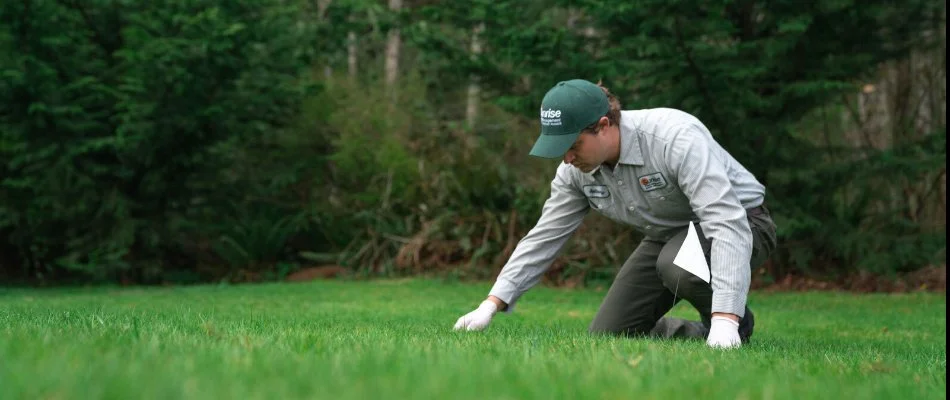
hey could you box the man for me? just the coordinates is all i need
[452,79,778,349]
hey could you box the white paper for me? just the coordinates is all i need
[672,222,710,283]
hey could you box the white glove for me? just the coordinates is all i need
[453,300,498,331]
[706,316,742,349]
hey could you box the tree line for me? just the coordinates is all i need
[0,0,945,286]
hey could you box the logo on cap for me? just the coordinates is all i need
[540,108,562,126]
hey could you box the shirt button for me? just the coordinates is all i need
[627,206,635,211]
[617,180,623,185]
[646,225,653,230]
[660,197,666,201]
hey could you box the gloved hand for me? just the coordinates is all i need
[453,300,498,331]
[706,315,742,349]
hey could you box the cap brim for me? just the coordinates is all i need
[529,132,580,159]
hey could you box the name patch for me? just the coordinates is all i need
[583,185,610,198]
[638,172,668,192]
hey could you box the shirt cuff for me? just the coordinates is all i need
[711,290,746,317]
[489,278,522,313]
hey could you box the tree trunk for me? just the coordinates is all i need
[385,0,402,97]
[843,18,947,226]
[318,0,333,81]
[347,30,357,81]
[465,22,485,130]
[317,0,331,18]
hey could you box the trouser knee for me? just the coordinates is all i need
[656,264,709,296]
[655,224,713,301]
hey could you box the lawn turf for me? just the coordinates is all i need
[0,279,945,399]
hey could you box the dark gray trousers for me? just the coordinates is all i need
[588,204,778,339]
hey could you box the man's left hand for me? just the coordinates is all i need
[706,313,741,349]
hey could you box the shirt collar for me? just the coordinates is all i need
[581,111,643,176]
[617,110,645,166]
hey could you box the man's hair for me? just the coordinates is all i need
[582,81,622,134]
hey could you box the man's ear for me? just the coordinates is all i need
[598,116,610,129]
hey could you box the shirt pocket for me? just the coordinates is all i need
[634,171,678,201]
[642,183,679,200]
[587,196,611,211]
[582,184,612,209]
[642,184,691,217]
[586,196,623,221]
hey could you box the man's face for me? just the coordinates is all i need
[562,130,608,173]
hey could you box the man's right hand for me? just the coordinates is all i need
[453,299,500,331]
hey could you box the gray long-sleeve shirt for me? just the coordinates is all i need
[489,108,766,317]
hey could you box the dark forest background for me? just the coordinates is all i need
[1,0,945,290]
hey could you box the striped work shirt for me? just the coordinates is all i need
[489,108,767,317]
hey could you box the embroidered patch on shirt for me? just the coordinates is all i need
[582,185,610,198]
[637,172,668,192]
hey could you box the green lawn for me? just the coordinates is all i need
[0,279,945,399]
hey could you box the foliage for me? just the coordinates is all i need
[0,0,318,282]
[0,0,944,285]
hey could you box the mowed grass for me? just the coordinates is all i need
[0,279,945,400]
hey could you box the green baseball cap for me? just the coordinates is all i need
[529,79,609,158]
